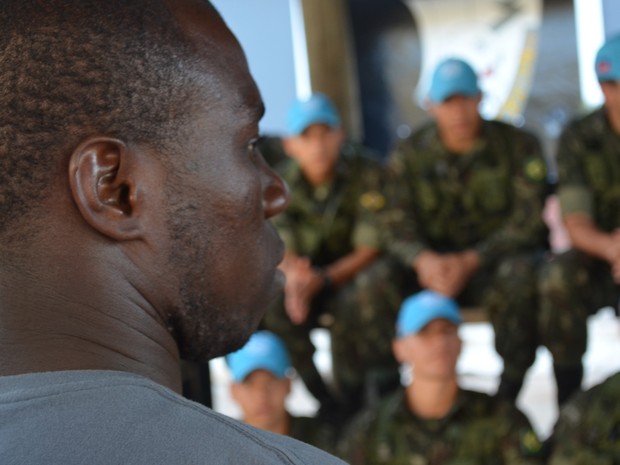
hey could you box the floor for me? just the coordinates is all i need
[210,306,620,440]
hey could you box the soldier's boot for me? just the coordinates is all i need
[554,362,583,405]
[496,376,523,403]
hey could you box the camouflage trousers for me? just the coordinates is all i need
[261,256,412,414]
[451,252,542,386]
[539,249,620,366]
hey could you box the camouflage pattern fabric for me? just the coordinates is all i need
[548,371,620,465]
[539,250,619,366]
[383,119,549,386]
[262,145,409,416]
[262,257,409,412]
[270,144,387,262]
[554,108,620,231]
[384,119,549,268]
[539,108,620,366]
[457,253,542,385]
[339,388,545,465]
[290,415,339,455]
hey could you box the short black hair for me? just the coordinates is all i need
[0,0,209,239]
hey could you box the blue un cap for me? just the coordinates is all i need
[287,93,341,136]
[226,331,292,382]
[595,34,620,82]
[428,58,480,104]
[396,290,462,338]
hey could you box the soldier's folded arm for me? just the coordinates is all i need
[322,246,380,288]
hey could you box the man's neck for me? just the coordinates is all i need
[439,132,478,154]
[303,170,335,188]
[246,413,291,436]
[405,376,459,419]
[605,105,620,136]
[0,253,182,392]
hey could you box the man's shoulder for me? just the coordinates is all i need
[402,121,437,149]
[485,119,540,144]
[340,141,384,171]
[457,388,529,423]
[559,371,620,424]
[0,370,345,465]
[389,121,440,169]
[560,107,608,142]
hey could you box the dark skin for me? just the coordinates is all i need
[0,0,289,394]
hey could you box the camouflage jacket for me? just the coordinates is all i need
[339,388,544,465]
[290,415,338,455]
[272,144,387,266]
[556,107,620,232]
[549,371,620,465]
[385,120,549,268]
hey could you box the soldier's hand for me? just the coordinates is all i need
[414,251,449,289]
[283,260,324,324]
[611,256,620,284]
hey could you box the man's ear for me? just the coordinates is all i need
[68,137,144,241]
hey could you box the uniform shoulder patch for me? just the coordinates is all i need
[524,157,546,182]
[359,191,386,211]
[520,429,543,456]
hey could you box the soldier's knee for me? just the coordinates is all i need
[538,255,587,297]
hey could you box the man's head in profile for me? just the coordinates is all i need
[0,0,289,390]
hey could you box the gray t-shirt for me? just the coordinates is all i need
[0,370,346,464]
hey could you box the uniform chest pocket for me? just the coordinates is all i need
[583,153,611,192]
[415,180,440,212]
[469,169,509,213]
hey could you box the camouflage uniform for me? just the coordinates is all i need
[290,415,338,455]
[548,371,620,465]
[385,120,549,395]
[339,388,544,465]
[262,142,410,417]
[539,109,620,395]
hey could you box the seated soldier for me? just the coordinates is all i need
[262,93,408,421]
[385,57,550,402]
[339,290,545,465]
[226,331,337,453]
[548,371,620,464]
[539,34,620,406]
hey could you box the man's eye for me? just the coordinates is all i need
[248,136,264,154]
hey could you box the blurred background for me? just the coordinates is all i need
[213,0,620,176]
[201,0,620,440]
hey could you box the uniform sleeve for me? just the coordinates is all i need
[555,123,594,218]
[382,143,431,266]
[473,130,549,267]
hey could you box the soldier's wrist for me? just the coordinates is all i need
[313,267,333,291]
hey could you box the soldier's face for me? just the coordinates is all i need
[284,124,344,184]
[393,319,461,381]
[429,94,482,143]
[231,369,291,431]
